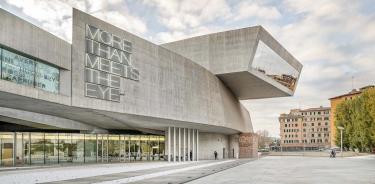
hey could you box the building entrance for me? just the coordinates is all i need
[0,132,165,167]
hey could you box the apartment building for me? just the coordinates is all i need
[279,107,331,151]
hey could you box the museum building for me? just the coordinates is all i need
[0,8,302,167]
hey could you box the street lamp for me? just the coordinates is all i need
[337,126,344,157]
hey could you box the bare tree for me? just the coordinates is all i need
[256,130,272,149]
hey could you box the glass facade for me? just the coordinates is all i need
[252,41,300,91]
[0,132,165,167]
[0,47,59,93]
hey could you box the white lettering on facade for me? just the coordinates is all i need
[84,24,139,102]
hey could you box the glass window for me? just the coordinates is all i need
[72,134,84,163]
[0,47,59,93]
[35,62,59,93]
[108,135,120,162]
[58,133,73,163]
[252,41,300,91]
[159,136,165,160]
[97,134,107,163]
[45,133,58,164]
[1,49,35,87]
[30,133,45,165]
[84,134,97,163]
[140,136,149,161]
[124,136,130,162]
[0,133,14,167]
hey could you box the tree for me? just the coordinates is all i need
[334,88,375,152]
[256,130,272,149]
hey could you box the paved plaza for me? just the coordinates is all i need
[188,156,375,184]
[0,156,374,184]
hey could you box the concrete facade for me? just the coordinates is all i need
[0,7,302,163]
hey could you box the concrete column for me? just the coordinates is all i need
[106,135,109,163]
[13,132,16,166]
[101,136,104,162]
[122,136,125,162]
[168,127,171,162]
[183,128,186,162]
[173,127,176,162]
[128,136,130,161]
[188,129,190,161]
[178,128,181,162]
[197,130,199,161]
[96,134,98,162]
[192,129,195,161]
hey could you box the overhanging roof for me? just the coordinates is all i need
[162,26,302,100]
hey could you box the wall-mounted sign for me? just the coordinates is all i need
[84,24,139,102]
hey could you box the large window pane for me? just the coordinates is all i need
[0,133,14,167]
[58,133,73,163]
[140,136,149,161]
[30,133,44,165]
[108,135,120,162]
[124,136,130,162]
[1,49,35,87]
[72,134,84,163]
[130,136,140,161]
[23,133,31,165]
[35,62,59,93]
[45,133,58,164]
[150,136,159,161]
[252,41,300,91]
[0,48,60,93]
[84,134,97,163]
[159,136,165,160]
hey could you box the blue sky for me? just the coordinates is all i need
[1,0,374,137]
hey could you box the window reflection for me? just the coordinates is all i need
[0,132,165,167]
[30,133,44,165]
[35,62,59,93]
[45,133,58,164]
[252,41,299,91]
[59,133,73,163]
[0,133,14,167]
[1,49,35,87]
[84,134,97,163]
[0,47,60,93]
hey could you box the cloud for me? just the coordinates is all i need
[242,0,375,136]
[1,0,374,137]
[142,0,231,30]
[233,1,282,21]
[4,0,147,42]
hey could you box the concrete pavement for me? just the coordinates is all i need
[187,156,375,184]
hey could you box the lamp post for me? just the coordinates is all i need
[337,126,344,157]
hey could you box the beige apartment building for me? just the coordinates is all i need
[279,107,331,151]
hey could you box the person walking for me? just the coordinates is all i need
[190,150,193,161]
[214,151,218,160]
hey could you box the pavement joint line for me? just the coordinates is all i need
[129,159,255,184]
[40,161,212,184]
[92,160,235,184]
[178,159,253,184]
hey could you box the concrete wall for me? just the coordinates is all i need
[162,27,260,75]
[229,134,240,158]
[0,8,253,136]
[198,132,230,160]
[70,8,252,133]
[0,8,72,100]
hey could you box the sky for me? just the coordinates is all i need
[0,0,374,137]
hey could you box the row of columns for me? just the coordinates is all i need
[167,127,199,162]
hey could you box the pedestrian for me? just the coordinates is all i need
[214,151,218,160]
[190,150,193,161]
